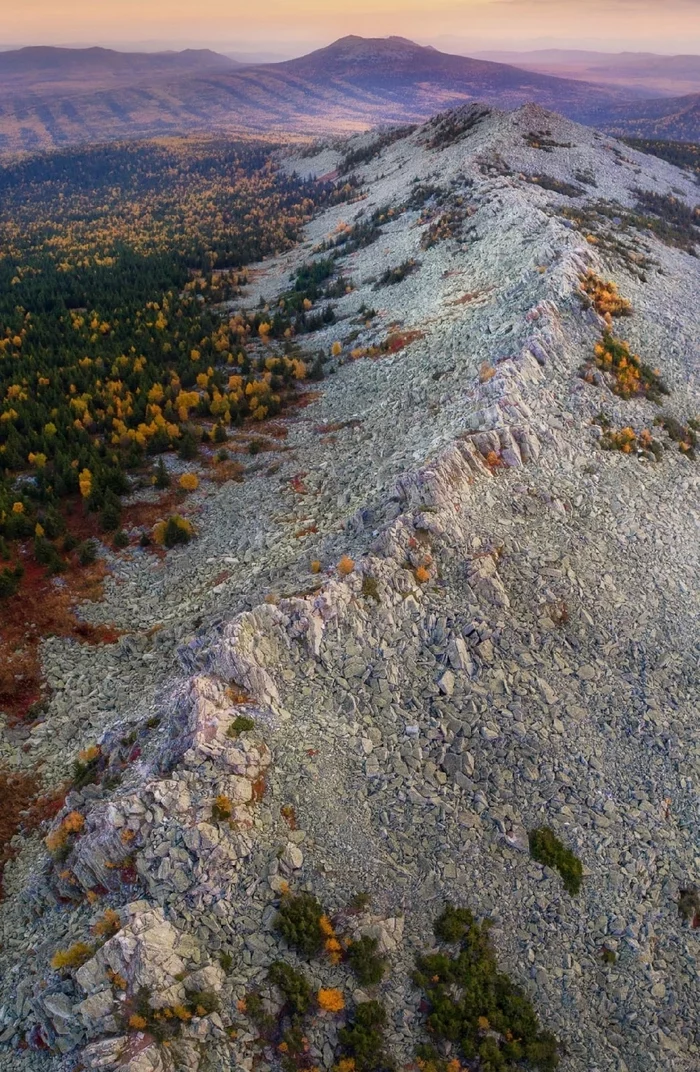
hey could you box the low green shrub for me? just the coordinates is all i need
[374,259,420,289]
[361,574,380,603]
[0,563,23,600]
[526,174,583,198]
[34,535,64,573]
[413,904,559,1071]
[72,753,101,790]
[275,892,325,957]
[78,539,98,566]
[268,961,312,1018]
[678,887,700,925]
[227,715,255,737]
[529,827,583,896]
[347,935,386,986]
[339,1000,392,1072]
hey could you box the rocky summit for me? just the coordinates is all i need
[1,102,699,1072]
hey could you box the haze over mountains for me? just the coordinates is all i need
[0,35,686,155]
[476,49,700,98]
[2,35,699,154]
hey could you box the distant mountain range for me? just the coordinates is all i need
[0,45,237,85]
[476,49,700,98]
[0,36,698,154]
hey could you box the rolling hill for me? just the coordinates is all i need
[0,36,655,154]
[593,90,700,142]
[0,45,237,86]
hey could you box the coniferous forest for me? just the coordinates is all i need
[0,137,355,582]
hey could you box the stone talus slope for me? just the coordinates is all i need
[1,104,699,1072]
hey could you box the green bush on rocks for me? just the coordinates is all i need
[413,904,559,1072]
[275,892,325,957]
[268,961,312,1018]
[339,999,393,1072]
[227,715,255,737]
[529,827,583,896]
[347,935,386,986]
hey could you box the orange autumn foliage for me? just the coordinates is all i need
[317,988,345,1013]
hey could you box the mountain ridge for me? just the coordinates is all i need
[0,36,667,155]
[0,101,698,1072]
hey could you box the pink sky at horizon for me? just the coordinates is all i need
[2,0,700,55]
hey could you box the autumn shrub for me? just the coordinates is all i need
[153,515,193,547]
[347,935,386,986]
[529,827,583,896]
[275,891,325,957]
[92,908,121,939]
[420,208,465,250]
[413,904,559,1071]
[189,991,220,1016]
[211,795,233,822]
[580,271,632,319]
[179,472,199,492]
[318,913,343,964]
[586,331,668,402]
[125,985,219,1042]
[268,961,313,1018]
[72,744,101,790]
[50,942,94,972]
[523,130,573,151]
[595,418,663,460]
[318,988,345,1013]
[425,106,491,149]
[45,810,85,862]
[338,555,355,577]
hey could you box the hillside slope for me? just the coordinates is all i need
[0,36,647,153]
[595,89,700,141]
[0,105,699,1072]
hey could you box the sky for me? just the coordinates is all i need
[2,0,700,56]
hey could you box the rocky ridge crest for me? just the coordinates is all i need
[1,103,699,1072]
